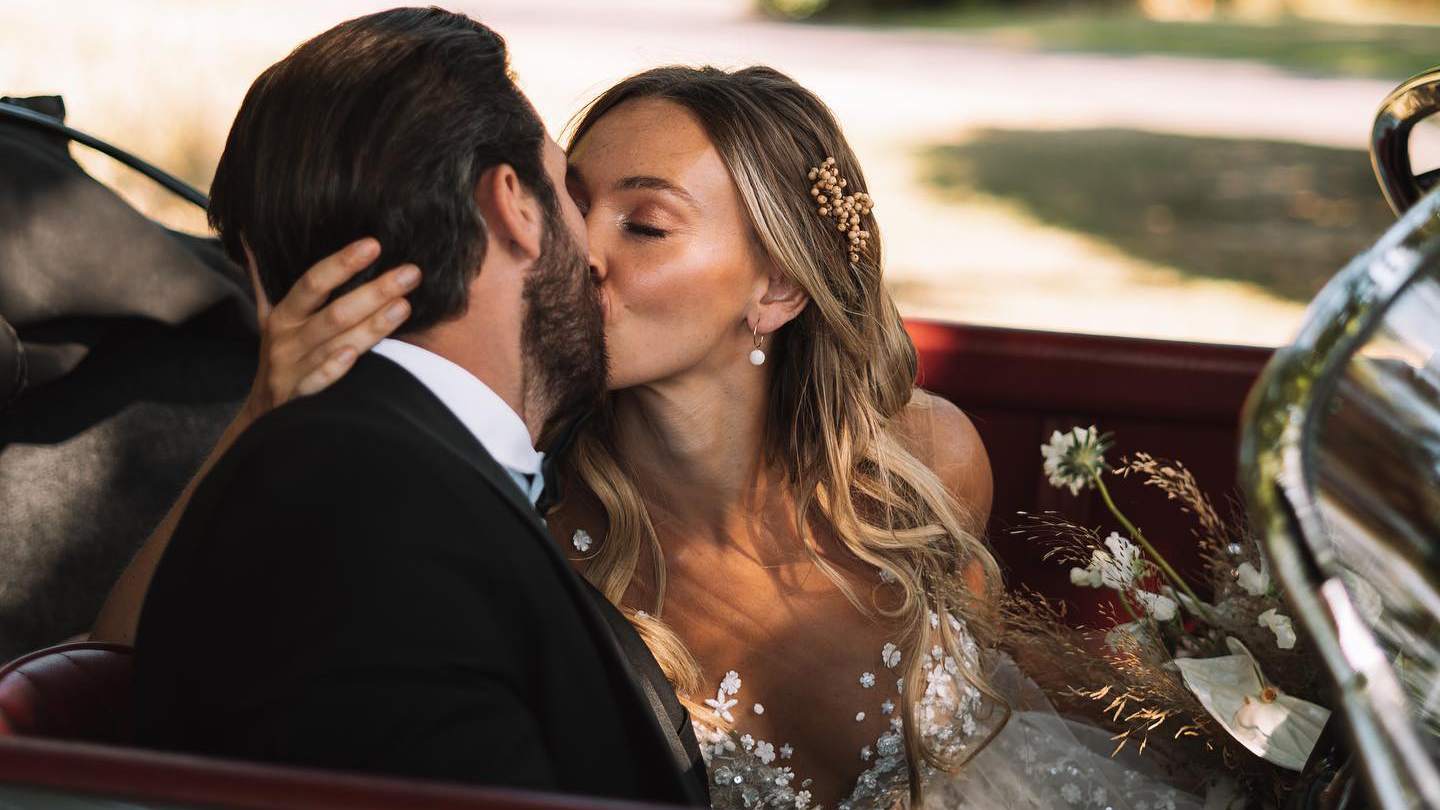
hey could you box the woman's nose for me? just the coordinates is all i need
[587,247,607,284]
[583,215,608,283]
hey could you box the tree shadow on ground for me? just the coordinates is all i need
[920,129,1399,302]
[815,11,1440,81]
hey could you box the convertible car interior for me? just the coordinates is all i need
[0,312,1271,808]
[8,66,1436,807]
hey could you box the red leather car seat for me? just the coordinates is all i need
[0,642,133,743]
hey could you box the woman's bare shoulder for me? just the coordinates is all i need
[894,389,993,528]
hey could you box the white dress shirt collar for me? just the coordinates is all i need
[371,338,544,483]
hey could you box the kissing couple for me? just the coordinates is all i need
[98,8,1206,810]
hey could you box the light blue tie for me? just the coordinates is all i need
[506,450,547,508]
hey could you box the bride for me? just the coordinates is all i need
[95,65,1203,810]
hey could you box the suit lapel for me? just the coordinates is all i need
[352,355,709,806]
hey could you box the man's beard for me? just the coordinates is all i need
[519,207,608,430]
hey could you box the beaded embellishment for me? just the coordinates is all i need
[693,617,986,810]
[807,157,874,263]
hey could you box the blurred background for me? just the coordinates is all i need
[5,0,1438,346]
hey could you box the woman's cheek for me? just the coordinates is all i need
[613,242,688,315]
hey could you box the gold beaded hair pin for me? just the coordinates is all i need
[808,156,874,263]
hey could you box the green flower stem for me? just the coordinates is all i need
[1090,470,1220,628]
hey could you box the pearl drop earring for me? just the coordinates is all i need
[750,324,766,366]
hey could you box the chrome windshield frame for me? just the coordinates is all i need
[1373,68,1440,218]
[1240,185,1440,809]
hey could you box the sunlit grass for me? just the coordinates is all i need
[812,8,1440,80]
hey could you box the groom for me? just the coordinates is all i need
[133,8,706,805]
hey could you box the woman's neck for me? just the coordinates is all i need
[610,368,788,549]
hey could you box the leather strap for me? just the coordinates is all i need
[580,579,710,805]
[0,315,24,410]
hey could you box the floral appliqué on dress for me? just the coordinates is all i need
[693,615,987,810]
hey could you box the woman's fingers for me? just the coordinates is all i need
[263,268,416,406]
[290,263,418,354]
[270,237,382,325]
[291,300,411,399]
[251,239,418,408]
[293,345,361,399]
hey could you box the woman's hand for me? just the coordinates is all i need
[91,238,419,646]
[241,237,419,423]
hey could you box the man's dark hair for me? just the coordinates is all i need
[208,7,555,334]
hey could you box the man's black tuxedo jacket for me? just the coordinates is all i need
[134,353,707,805]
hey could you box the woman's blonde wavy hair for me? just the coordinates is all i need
[563,65,1008,802]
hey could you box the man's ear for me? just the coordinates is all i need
[475,164,543,263]
[753,265,809,335]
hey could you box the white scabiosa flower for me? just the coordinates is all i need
[1100,532,1142,589]
[755,740,776,764]
[1104,620,1147,652]
[571,529,593,553]
[1040,426,1111,495]
[1235,562,1270,596]
[1258,608,1297,649]
[1070,532,1142,591]
[1136,590,1178,622]
[1070,564,1104,588]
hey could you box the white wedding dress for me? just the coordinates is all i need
[690,612,1206,810]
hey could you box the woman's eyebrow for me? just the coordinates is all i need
[616,175,703,214]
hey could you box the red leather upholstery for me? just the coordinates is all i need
[0,647,667,810]
[0,642,133,743]
[0,735,671,810]
[907,320,1271,624]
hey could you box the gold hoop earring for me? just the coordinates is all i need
[749,323,766,366]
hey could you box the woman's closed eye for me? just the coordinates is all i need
[620,203,679,240]
[624,219,669,239]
